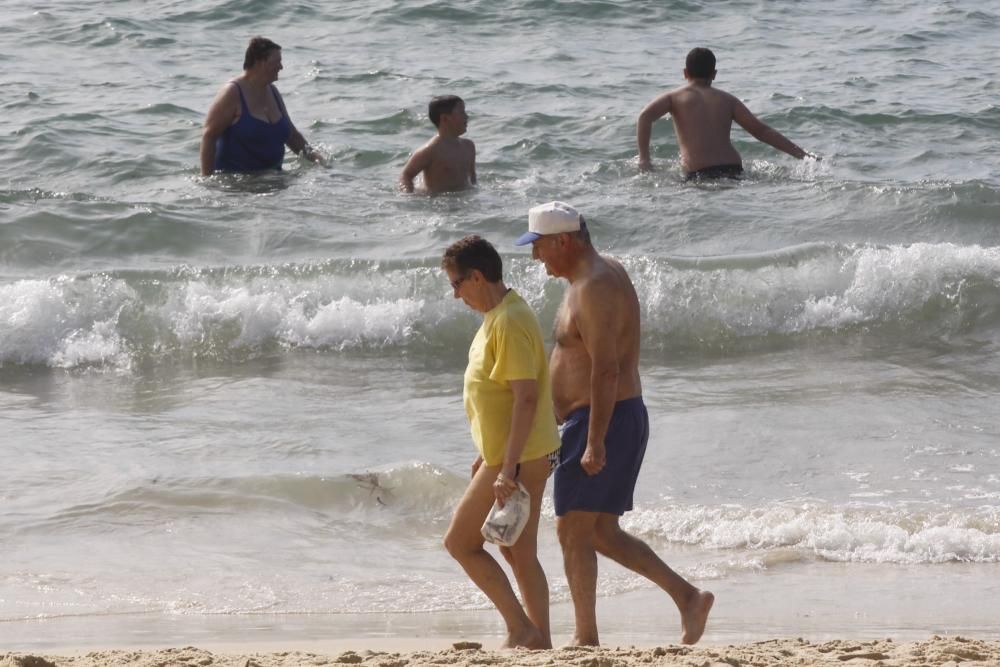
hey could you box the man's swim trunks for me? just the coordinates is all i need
[514,449,561,480]
[684,163,744,181]
[214,82,291,173]
[554,396,649,516]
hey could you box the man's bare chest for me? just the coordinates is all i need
[553,301,581,348]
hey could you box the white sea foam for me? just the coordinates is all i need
[624,502,1000,564]
[631,241,1000,347]
[2,242,999,368]
[0,276,134,368]
[167,279,428,351]
[0,268,449,367]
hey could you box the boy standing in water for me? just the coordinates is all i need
[637,47,816,179]
[400,95,477,193]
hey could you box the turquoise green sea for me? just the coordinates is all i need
[2,0,999,650]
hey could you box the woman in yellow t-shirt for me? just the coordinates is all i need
[441,235,561,650]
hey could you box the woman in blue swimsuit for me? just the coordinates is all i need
[200,37,322,176]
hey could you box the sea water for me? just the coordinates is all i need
[2,0,999,650]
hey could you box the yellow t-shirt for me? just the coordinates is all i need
[463,290,560,466]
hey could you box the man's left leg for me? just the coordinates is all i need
[557,510,601,646]
[592,514,714,644]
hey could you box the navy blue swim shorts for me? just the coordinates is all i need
[684,163,743,181]
[554,396,649,516]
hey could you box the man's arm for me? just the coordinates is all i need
[400,145,432,193]
[637,92,673,171]
[732,100,810,160]
[200,84,238,176]
[574,280,621,476]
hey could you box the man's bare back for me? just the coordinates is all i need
[637,47,813,175]
[652,83,743,173]
[549,254,642,420]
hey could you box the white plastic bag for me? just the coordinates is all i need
[481,481,531,547]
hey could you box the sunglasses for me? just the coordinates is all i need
[450,274,470,290]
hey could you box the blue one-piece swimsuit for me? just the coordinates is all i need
[214,82,291,173]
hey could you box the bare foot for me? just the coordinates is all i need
[564,635,600,647]
[502,625,549,650]
[680,589,714,645]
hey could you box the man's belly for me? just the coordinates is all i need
[550,350,591,420]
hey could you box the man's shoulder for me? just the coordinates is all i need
[594,257,637,296]
[651,84,685,98]
[706,86,739,105]
[677,83,735,103]
[572,262,622,299]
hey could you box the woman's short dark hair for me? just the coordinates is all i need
[244,36,281,70]
[441,235,503,282]
[685,47,716,79]
[429,95,464,127]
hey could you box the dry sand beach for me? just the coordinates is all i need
[4,637,1000,667]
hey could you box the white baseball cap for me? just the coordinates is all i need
[514,201,583,246]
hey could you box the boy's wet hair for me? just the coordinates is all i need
[244,36,281,70]
[429,95,464,127]
[686,47,716,79]
[441,235,502,283]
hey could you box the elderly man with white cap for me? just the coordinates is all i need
[515,201,714,646]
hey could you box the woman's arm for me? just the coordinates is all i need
[200,84,238,176]
[276,89,323,164]
[286,124,322,163]
[494,378,538,505]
